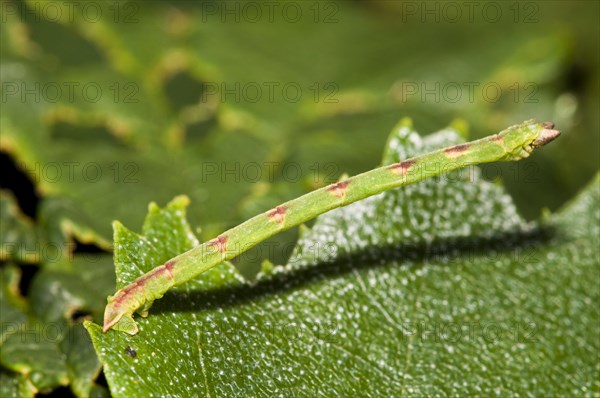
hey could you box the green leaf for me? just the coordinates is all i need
[0,257,114,396]
[0,265,28,345]
[86,124,599,396]
[0,191,40,264]
[0,191,111,264]
[0,368,36,398]
[0,188,113,396]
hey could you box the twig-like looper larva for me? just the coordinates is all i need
[103,120,560,335]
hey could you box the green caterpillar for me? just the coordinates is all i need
[103,119,560,335]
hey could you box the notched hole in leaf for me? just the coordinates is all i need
[163,70,214,112]
[69,310,93,323]
[184,117,218,142]
[37,385,76,398]
[50,123,128,148]
[20,2,104,66]
[95,371,109,389]
[0,151,40,219]
[15,264,38,297]
[73,241,106,255]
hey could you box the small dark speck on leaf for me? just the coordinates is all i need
[125,346,137,358]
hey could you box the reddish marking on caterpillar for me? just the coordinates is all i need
[489,134,503,143]
[137,264,174,285]
[111,264,175,308]
[208,235,228,254]
[110,281,143,309]
[389,160,416,176]
[327,180,350,199]
[164,259,175,273]
[444,143,470,159]
[267,205,286,223]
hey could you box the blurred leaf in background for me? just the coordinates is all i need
[1,0,598,396]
